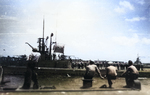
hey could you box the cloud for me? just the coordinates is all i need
[141,38,150,45]
[128,29,137,32]
[113,34,150,47]
[0,15,17,20]
[112,34,139,47]
[114,7,125,13]
[120,1,134,10]
[114,1,134,13]
[136,0,145,5]
[125,17,146,22]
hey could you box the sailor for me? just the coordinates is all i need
[84,60,104,79]
[106,64,117,88]
[121,60,139,88]
[21,53,40,89]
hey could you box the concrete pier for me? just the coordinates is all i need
[0,67,150,95]
[0,75,149,94]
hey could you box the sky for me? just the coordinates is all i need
[0,0,150,63]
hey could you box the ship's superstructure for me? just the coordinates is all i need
[25,19,71,68]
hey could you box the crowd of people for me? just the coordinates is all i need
[71,60,143,71]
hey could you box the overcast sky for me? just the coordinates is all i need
[0,0,150,63]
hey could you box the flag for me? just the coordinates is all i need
[53,45,64,53]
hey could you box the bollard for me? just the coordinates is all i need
[82,79,93,88]
[132,79,141,90]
